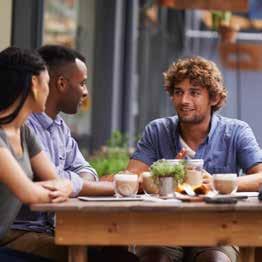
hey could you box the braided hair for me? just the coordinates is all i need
[0,47,46,124]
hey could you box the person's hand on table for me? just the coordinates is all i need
[36,179,73,203]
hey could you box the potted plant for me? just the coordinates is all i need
[158,0,175,8]
[211,11,239,43]
[150,159,186,198]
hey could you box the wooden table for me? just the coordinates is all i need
[31,197,262,262]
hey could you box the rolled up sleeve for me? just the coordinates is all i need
[58,170,84,197]
[237,124,262,172]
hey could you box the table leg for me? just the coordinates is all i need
[68,246,87,262]
[239,247,255,262]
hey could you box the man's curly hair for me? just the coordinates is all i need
[163,56,227,112]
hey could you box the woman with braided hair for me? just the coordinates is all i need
[0,47,72,261]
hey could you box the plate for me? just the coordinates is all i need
[206,191,258,199]
[78,196,143,202]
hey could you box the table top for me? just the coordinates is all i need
[31,195,262,213]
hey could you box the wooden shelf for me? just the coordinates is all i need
[159,0,248,12]
[219,43,262,71]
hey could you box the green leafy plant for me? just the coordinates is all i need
[211,11,232,30]
[106,130,128,148]
[90,152,129,178]
[150,159,186,184]
[90,131,130,178]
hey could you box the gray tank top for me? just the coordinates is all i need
[0,125,41,239]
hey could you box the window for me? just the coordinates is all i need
[43,0,78,48]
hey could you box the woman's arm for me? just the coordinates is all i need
[30,151,57,180]
[31,151,73,198]
[0,148,52,204]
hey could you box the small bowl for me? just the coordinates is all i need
[212,173,238,195]
[141,172,159,195]
[114,172,139,197]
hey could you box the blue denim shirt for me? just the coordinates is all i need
[27,112,98,196]
[12,112,97,234]
[132,114,262,174]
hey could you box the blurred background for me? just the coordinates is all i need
[1,0,262,157]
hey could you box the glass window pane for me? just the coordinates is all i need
[43,0,78,48]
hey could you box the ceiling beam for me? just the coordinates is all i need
[159,0,248,12]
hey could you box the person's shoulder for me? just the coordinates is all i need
[216,115,251,137]
[142,116,178,138]
[22,124,34,137]
[27,113,39,124]
[27,113,46,128]
[147,115,178,128]
[218,115,249,128]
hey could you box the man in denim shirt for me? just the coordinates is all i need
[128,56,262,262]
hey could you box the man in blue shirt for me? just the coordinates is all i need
[3,46,137,262]
[128,56,262,262]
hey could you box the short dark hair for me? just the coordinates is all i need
[37,45,86,73]
[164,56,227,112]
[0,46,46,124]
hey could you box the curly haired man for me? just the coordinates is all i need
[128,56,262,262]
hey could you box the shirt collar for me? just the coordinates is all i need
[207,113,219,141]
[175,113,219,143]
[32,112,63,130]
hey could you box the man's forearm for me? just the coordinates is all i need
[237,173,262,191]
[79,181,114,196]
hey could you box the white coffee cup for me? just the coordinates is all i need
[212,173,238,195]
[114,172,139,197]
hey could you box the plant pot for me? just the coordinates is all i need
[158,0,174,8]
[159,176,175,198]
[218,24,238,43]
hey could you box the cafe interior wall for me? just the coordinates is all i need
[182,10,262,146]
[9,0,262,152]
[134,6,262,148]
[0,0,12,51]
[47,0,96,154]
[10,0,140,153]
[136,6,185,133]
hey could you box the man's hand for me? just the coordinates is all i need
[36,179,73,202]
[175,148,187,159]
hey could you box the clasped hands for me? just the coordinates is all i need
[36,179,73,203]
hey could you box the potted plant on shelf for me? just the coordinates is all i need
[211,11,239,43]
[150,159,186,198]
[158,0,175,8]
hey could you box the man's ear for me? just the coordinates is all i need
[56,75,67,92]
[31,75,37,88]
[31,76,39,100]
[210,95,220,107]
